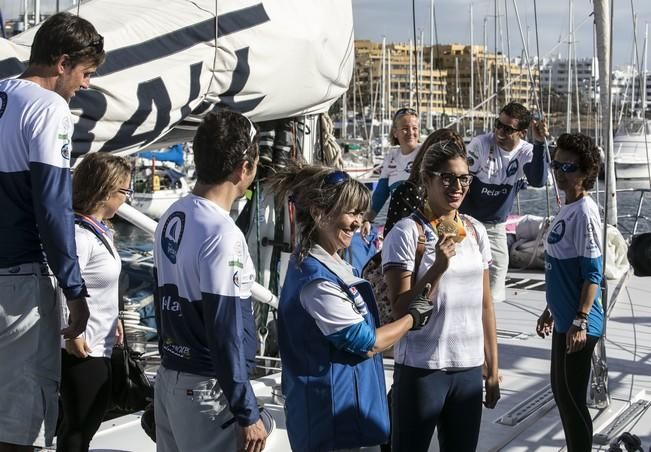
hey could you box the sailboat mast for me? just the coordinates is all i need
[566,0,574,133]
[594,0,617,226]
[470,3,475,135]
[409,39,414,107]
[380,37,386,149]
[641,24,648,116]
[632,15,638,118]
[428,0,434,130]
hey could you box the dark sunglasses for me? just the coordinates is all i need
[118,187,134,198]
[494,118,524,135]
[432,171,473,188]
[393,107,418,121]
[550,160,579,173]
[323,170,350,187]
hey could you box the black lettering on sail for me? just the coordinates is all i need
[216,47,265,114]
[100,77,172,152]
[70,89,108,157]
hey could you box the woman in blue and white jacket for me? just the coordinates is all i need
[272,165,433,452]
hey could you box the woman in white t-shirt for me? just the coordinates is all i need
[382,140,500,452]
[362,107,420,236]
[57,153,132,452]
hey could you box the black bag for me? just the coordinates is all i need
[628,232,651,276]
[111,320,153,411]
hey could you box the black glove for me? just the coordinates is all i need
[408,284,433,331]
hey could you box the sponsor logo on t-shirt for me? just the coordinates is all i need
[233,271,240,288]
[506,159,519,177]
[405,161,413,173]
[480,187,508,197]
[161,212,186,264]
[61,143,70,160]
[548,220,566,244]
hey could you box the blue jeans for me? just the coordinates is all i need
[391,364,483,452]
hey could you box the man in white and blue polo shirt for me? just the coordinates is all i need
[153,111,267,452]
[0,13,104,450]
[460,102,548,302]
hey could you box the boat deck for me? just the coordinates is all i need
[89,267,651,451]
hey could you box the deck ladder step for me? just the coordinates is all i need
[497,385,554,426]
[593,399,651,445]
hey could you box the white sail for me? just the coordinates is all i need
[0,0,354,156]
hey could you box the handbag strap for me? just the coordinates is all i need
[74,214,116,259]
[412,219,426,285]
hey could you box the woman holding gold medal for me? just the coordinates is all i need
[382,139,500,452]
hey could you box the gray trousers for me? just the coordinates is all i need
[155,365,238,452]
[483,222,508,303]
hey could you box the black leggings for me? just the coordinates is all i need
[391,364,483,452]
[57,350,112,452]
[551,331,599,452]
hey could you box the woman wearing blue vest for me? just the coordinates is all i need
[536,133,603,452]
[272,165,434,452]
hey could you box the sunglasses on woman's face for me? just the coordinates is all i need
[494,119,523,135]
[118,187,134,199]
[550,160,579,173]
[431,171,473,188]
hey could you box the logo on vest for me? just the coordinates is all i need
[547,220,566,244]
[162,212,186,264]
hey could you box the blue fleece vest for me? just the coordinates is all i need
[278,254,389,452]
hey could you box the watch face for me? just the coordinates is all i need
[572,319,587,330]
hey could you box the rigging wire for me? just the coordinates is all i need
[412,0,421,113]
[628,0,651,187]
[510,0,561,208]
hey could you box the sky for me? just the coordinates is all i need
[353,0,651,67]
[1,0,650,67]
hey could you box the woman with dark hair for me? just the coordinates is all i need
[383,140,500,452]
[362,107,420,234]
[383,128,466,235]
[536,133,603,452]
[57,153,131,452]
[272,166,433,451]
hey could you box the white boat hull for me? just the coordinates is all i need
[130,188,190,220]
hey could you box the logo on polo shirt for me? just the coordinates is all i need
[548,220,566,244]
[506,159,519,177]
[162,212,186,264]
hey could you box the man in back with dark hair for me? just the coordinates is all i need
[0,12,105,451]
[153,111,268,452]
[460,101,548,303]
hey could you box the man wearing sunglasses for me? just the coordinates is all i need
[459,102,548,303]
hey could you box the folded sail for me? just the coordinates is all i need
[0,0,354,156]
